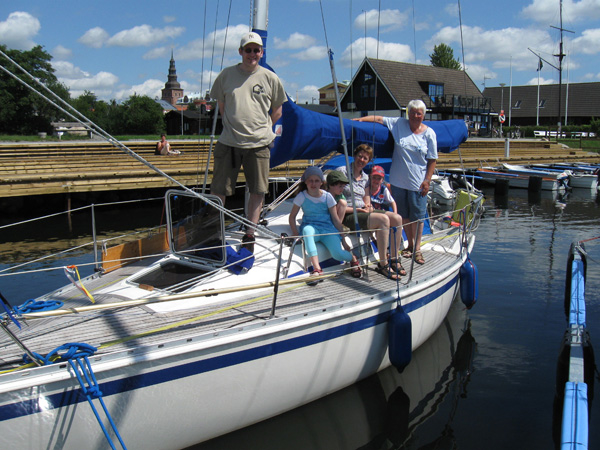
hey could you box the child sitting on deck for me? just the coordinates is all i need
[288,167,361,284]
[367,165,397,212]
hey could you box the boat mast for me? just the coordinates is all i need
[252,0,269,65]
[551,0,574,138]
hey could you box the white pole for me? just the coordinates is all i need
[565,51,570,126]
[508,56,513,127]
[536,58,540,126]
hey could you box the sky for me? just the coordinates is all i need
[1,0,599,105]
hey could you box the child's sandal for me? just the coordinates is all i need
[306,268,323,286]
[350,260,362,278]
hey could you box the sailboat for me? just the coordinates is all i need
[0,2,483,449]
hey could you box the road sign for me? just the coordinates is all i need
[499,114,506,123]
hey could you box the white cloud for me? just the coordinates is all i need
[53,61,119,98]
[354,9,408,32]
[292,85,320,105]
[107,25,185,47]
[52,45,72,60]
[0,11,40,50]
[163,16,176,23]
[581,72,600,80]
[294,45,328,61]
[428,25,554,72]
[444,3,459,17]
[78,27,110,48]
[464,65,498,88]
[175,24,250,60]
[522,0,600,23]
[340,37,414,68]
[571,29,600,54]
[114,79,164,101]
[144,46,170,60]
[526,76,556,85]
[78,24,184,49]
[274,32,316,50]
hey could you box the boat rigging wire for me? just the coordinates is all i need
[0,50,278,239]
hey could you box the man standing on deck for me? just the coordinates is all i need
[210,32,287,253]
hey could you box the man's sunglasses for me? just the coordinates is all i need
[244,48,262,54]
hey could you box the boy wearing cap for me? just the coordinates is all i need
[325,170,350,225]
[210,31,287,252]
[367,165,397,213]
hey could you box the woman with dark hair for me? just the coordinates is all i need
[336,144,405,279]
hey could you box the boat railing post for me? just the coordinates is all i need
[270,237,285,318]
[406,219,420,283]
[91,204,99,272]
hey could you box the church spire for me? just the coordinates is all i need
[161,49,183,106]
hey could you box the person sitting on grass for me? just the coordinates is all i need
[288,166,361,285]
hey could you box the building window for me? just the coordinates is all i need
[539,99,546,108]
[513,100,522,109]
[361,85,369,98]
[370,85,376,97]
[428,83,444,102]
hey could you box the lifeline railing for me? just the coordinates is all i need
[1,193,484,322]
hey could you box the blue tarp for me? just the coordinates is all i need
[270,99,468,168]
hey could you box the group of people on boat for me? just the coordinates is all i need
[210,32,437,281]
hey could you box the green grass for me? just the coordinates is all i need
[558,138,600,152]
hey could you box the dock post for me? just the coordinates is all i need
[504,138,510,158]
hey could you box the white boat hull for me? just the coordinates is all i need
[0,259,461,449]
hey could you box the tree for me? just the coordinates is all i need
[72,90,112,130]
[122,94,165,135]
[0,45,71,134]
[429,43,462,70]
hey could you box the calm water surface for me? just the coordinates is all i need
[1,187,599,449]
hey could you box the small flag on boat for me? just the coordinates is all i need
[64,265,96,303]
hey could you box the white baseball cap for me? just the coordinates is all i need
[240,32,263,48]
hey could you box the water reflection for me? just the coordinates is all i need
[191,300,475,450]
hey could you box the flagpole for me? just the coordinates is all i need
[565,51,569,126]
[536,58,541,126]
[508,56,512,127]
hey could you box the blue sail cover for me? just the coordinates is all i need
[269,97,468,168]
[259,50,467,169]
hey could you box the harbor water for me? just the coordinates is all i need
[0,186,599,449]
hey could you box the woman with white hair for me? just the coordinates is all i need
[353,99,437,265]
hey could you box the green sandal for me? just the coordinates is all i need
[414,251,425,265]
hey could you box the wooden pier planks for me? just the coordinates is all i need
[0,139,598,198]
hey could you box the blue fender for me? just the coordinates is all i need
[460,256,478,309]
[388,304,412,372]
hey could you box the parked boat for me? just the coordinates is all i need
[503,163,598,190]
[530,163,599,190]
[0,2,483,448]
[476,167,560,191]
[553,240,595,449]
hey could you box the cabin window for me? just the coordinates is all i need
[428,83,444,102]
[167,191,226,265]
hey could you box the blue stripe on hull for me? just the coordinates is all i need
[0,274,457,421]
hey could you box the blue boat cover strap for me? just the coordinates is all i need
[226,246,255,274]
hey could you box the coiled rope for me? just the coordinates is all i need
[23,343,128,450]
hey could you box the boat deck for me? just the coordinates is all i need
[0,230,461,368]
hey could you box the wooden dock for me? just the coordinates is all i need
[0,139,598,198]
